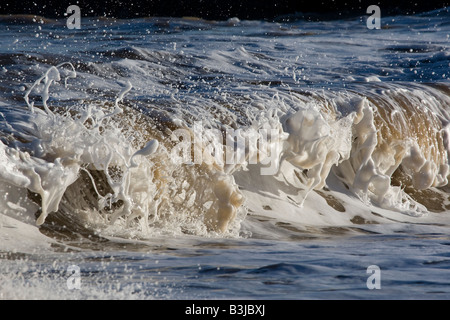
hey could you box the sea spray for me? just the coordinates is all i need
[1,63,248,237]
[2,63,450,238]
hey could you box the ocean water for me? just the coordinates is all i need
[1,8,450,300]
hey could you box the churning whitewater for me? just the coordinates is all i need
[1,8,450,299]
[1,55,449,238]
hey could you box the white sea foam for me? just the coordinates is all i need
[0,11,449,246]
[1,62,449,243]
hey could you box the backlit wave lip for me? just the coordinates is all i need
[1,61,449,242]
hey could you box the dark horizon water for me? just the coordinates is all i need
[0,0,448,21]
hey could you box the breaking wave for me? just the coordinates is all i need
[0,11,449,244]
[1,62,449,242]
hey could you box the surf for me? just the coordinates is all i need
[1,61,449,243]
